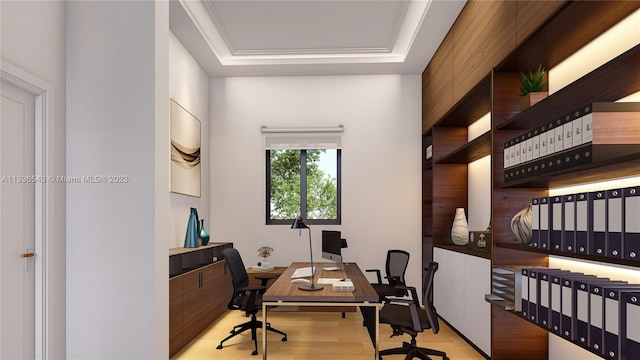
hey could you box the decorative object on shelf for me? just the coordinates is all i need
[170,99,201,197]
[485,266,522,312]
[519,64,548,111]
[291,217,323,291]
[451,207,469,245]
[511,204,532,245]
[256,246,274,271]
[469,231,492,252]
[184,207,200,248]
[199,219,210,246]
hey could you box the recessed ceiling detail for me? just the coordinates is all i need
[202,0,409,56]
[170,0,467,76]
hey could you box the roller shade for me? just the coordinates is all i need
[262,126,343,150]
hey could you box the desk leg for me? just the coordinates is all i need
[374,304,379,360]
[262,302,267,360]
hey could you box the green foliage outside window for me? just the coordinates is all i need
[268,149,339,222]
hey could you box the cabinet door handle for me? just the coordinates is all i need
[199,272,202,288]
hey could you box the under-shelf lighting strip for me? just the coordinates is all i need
[548,9,640,95]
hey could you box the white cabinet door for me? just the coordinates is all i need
[433,247,491,356]
[465,255,491,355]
[433,248,451,321]
[448,250,467,331]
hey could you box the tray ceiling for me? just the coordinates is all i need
[170,0,466,76]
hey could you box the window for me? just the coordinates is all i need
[266,149,341,224]
[262,126,343,225]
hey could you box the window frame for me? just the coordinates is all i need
[266,148,341,225]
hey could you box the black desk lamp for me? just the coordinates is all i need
[291,217,323,291]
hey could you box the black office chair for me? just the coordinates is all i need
[217,248,287,356]
[378,262,449,360]
[366,249,410,301]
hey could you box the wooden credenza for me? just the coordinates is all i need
[169,243,233,357]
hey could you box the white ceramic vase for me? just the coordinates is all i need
[451,207,469,245]
[257,257,271,268]
[511,204,533,245]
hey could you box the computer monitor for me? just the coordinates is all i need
[322,230,344,270]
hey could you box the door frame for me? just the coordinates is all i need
[1,59,57,359]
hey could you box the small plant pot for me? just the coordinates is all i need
[520,91,548,111]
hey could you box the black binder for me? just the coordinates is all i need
[623,292,640,360]
[538,197,550,250]
[603,285,640,360]
[563,194,576,253]
[607,189,623,259]
[550,196,563,251]
[624,186,640,262]
[591,191,607,257]
[576,192,589,255]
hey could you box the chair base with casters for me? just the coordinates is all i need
[216,313,287,356]
[379,334,448,360]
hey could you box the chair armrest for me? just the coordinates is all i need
[389,285,420,306]
[238,285,266,293]
[255,275,275,287]
[237,285,266,309]
[384,275,401,286]
[366,269,383,284]
[255,275,275,281]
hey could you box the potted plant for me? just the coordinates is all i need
[519,64,548,111]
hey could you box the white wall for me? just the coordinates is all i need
[1,1,66,358]
[209,74,423,289]
[66,1,169,358]
[169,31,210,249]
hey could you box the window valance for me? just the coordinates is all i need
[261,125,343,150]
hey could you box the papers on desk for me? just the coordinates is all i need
[318,278,354,291]
[318,278,344,284]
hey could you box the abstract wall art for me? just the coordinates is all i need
[170,99,201,197]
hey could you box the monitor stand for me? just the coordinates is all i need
[323,259,343,271]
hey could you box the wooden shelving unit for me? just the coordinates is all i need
[496,243,640,268]
[434,243,491,260]
[422,1,640,359]
[436,131,492,165]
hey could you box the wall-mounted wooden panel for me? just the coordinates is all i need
[516,1,566,46]
[453,0,517,103]
[422,30,454,133]
[432,164,468,243]
[501,1,640,71]
[491,308,549,360]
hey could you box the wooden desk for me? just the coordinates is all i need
[261,262,379,359]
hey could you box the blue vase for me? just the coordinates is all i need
[184,207,200,248]
[199,219,210,246]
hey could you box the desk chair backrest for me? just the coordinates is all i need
[220,248,250,309]
[387,249,410,287]
[423,262,439,334]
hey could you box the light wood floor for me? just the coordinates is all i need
[172,309,486,360]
